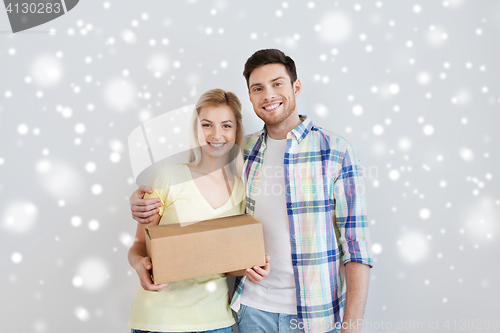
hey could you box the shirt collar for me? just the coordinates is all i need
[260,115,313,146]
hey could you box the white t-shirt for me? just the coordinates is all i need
[240,135,297,314]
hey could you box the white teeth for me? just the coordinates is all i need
[209,142,225,148]
[264,103,281,110]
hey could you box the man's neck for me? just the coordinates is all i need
[266,112,302,140]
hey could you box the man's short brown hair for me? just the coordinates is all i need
[243,49,297,88]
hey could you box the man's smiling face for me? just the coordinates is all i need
[248,63,301,127]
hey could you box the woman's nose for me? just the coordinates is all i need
[210,127,223,140]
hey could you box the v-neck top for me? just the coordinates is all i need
[150,164,244,223]
[128,164,245,332]
[183,164,240,212]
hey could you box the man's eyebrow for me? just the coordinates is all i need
[249,76,286,89]
[249,82,262,89]
[270,76,286,82]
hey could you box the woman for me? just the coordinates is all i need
[127,89,267,333]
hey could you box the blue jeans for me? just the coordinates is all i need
[237,304,340,333]
[131,327,232,333]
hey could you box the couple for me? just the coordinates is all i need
[128,49,373,333]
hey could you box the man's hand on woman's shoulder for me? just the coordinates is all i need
[130,185,163,224]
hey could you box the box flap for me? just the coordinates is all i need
[146,214,258,239]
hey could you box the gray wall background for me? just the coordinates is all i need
[1,0,499,332]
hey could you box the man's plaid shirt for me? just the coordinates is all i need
[231,116,373,333]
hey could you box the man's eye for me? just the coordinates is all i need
[275,82,282,87]
[254,87,261,92]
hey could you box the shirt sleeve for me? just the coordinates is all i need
[143,166,171,217]
[334,141,373,267]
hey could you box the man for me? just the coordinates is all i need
[130,49,373,333]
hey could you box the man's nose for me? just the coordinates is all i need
[264,87,277,101]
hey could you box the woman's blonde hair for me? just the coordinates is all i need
[187,89,244,176]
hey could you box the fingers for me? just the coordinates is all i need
[142,281,168,292]
[138,267,155,291]
[131,210,155,224]
[137,257,168,292]
[262,255,271,273]
[131,186,153,200]
[130,186,150,204]
[142,257,152,270]
[255,264,270,276]
[131,199,162,212]
[144,282,169,292]
[130,194,162,224]
[131,206,160,219]
[155,283,169,292]
[245,267,266,284]
[245,255,271,284]
[133,216,153,224]
[138,185,153,195]
[130,185,156,207]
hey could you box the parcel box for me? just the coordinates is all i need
[145,214,266,284]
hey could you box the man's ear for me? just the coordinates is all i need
[293,79,302,97]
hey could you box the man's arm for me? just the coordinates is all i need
[333,140,373,332]
[130,185,164,224]
[341,262,370,333]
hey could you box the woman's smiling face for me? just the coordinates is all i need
[196,104,237,159]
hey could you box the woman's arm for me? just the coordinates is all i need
[128,214,168,292]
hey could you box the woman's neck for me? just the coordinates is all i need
[196,153,231,176]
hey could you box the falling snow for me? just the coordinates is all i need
[1,1,498,332]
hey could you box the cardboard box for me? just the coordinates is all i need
[145,214,266,284]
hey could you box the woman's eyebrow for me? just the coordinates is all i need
[200,119,233,123]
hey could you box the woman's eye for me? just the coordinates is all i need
[223,125,232,128]
[202,123,211,127]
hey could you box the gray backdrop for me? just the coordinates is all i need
[1,0,499,332]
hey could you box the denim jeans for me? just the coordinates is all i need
[131,326,233,333]
[237,304,340,333]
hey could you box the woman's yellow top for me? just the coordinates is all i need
[128,164,245,332]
